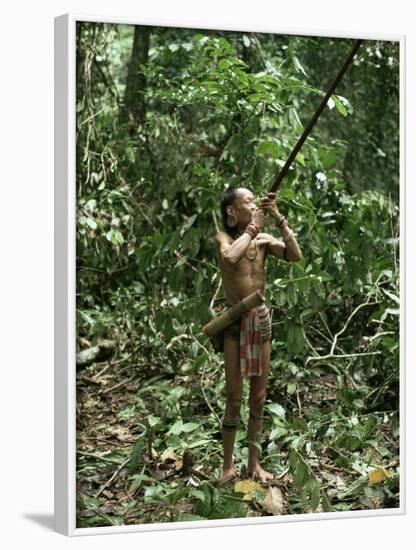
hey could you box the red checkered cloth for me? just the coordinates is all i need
[240,305,271,377]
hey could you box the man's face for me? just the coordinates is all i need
[230,188,257,227]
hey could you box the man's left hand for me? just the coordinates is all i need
[259,192,280,219]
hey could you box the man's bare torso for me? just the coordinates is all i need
[216,231,270,304]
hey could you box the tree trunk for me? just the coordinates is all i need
[120,25,151,130]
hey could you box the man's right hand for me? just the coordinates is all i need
[253,208,267,229]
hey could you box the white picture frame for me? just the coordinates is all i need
[54,13,405,536]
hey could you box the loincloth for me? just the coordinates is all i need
[214,304,272,377]
[223,304,272,343]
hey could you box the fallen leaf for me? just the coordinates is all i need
[174,458,183,471]
[263,487,284,515]
[161,447,177,462]
[368,466,390,484]
[335,475,347,491]
[83,396,98,409]
[105,426,132,442]
[234,480,266,501]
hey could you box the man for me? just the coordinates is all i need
[214,186,302,486]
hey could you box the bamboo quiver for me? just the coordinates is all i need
[202,290,265,337]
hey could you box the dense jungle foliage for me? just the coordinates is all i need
[75,23,400,527]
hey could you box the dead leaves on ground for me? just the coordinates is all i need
[263,487,285,515]
[234,480,285,515]
[160,446,183,471]
[232,463,392,517]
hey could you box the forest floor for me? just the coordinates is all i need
[76,347,400,528]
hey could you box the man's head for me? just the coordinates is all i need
[220,187,257,235]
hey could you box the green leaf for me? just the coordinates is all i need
[287,283,298,307]
[333,95,348,117]
[165,435,183,450]
[266,403,286,418]
[292,55,308,76]
[288,106,302,127]
[106,229,125,246]
[77,309,95,325]
[168,419,184,435]
[117,406,136,420]
[321,491,332,512]
[293,462,309,488]
[382,335,398,352]
[128,472,151,493]
[218,58,232,71]
[310,483,320,511]
[129,438,145,475]
[147,415,161,428]
[270,426,289,439]
[296,152,305,166]
[190,489,206,502]
[337,477,368,498]
[289,450,298,471]
[201,81,222,96]
[144,485,165,504]
[193,353,208,370]
[181,422,199,433]
[334,433,363,451]
[287,382,297,395]
[86,217,97,230]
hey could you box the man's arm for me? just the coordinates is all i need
[214,208,267,265]
[257,234,285,259]
[214,231,253,265]
[278,223,302,262]
[259,192,302,262]
[262,232,302,262]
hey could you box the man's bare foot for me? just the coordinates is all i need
[216,467,238,487]
[247,464,274,483]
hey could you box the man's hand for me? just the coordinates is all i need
[255,234,274,247]
[259,192,280,220]
[252,207,267,229]
[255,233,287,259]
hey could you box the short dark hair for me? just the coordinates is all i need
[220,187,240,236]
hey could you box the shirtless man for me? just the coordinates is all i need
[214,187,302,486]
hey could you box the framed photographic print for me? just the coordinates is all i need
[54,13,404,536]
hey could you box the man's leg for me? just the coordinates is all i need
[247,339,274,482]
[217,335,243,486]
